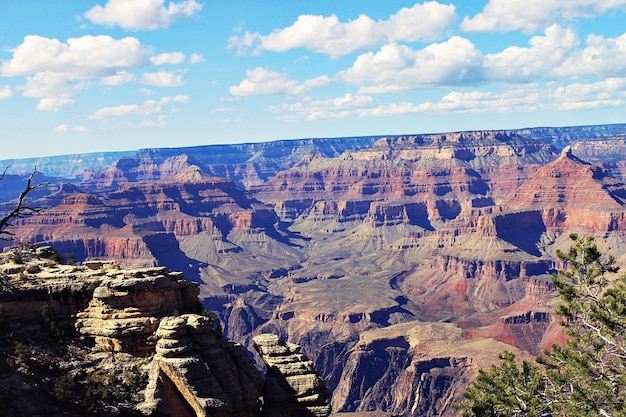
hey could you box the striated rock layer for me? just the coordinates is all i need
[141,315,264,417]
[0,245,330,417]
[5,126,626,417]
[253,333,331,417]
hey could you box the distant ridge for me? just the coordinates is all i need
[2,123,625,179]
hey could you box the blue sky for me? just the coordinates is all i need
[1,0,626,159]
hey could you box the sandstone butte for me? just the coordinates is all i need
[3,126,626,416]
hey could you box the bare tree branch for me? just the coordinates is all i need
[0,167,48,240]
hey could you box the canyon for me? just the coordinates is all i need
[2,124,626,416]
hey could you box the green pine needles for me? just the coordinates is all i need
[456,233,626,417]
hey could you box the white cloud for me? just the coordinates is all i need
[0,86,12,99]
[37,98,75,112]
[368,79,626,116]
[21,73,86,111]
[101,70,136,86]
[53,124,90,133]
[341,37,483,93]
[229,1,457,57]
[140,115,168,128]
[84,0,202,30]
[210,107,233,113]
[304,75,333,88]
[150,52,185,65]
[267,93,375,121]
[88,96,188,119]
[261,76,626,122]
[1,35,150,79]
[219,118,243,124]
[229,67,309,97]
[336,27,626,94]
[552,78,626,110]
[484,25,579,82]
[140,70,184,86]
[483,26,626,81]
[22,73,79,98]
[159,95,190,104]
[89,101,162,119]
[556,33,626,78]
[189,53,205,64]
[462,0,626,33]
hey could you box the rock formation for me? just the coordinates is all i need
[141,314,264,417]
[75,267,201,353]
[253,333,331,417]
[5,125,626,416]
[0,246,330,417]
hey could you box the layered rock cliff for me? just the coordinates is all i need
[0,246,330,417]
[4,125,626,417]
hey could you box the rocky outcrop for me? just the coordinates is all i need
[0,246,101,321]
[141,314,263,417]
[75,267,201,353]
[253,333,331,417]
[1,246,332,417]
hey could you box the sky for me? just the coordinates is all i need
[1,0,626,159]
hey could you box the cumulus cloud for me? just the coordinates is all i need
[140,70,185,86]
[229,67,310,97]
[150,52,186,65]
[484,25,579,82]
[22,73,82,98]
[336,27,626,94]
[556,33,626,78]
[229,1,457,56]
[462,0,626,33]
[101,70,137,86]
[371,79,626,116]
[53,124,90,133]
[266,77,626,122]
[267,93,375,121]
[140,115,168,128]
[84,0,202,30]
[21,73,87,112]
[210,107,234,113]
[1,35,150,79]
[88,95,189,119]
[37,98,75,112]
[0,86,12,99]
[189,53,205,64]
[341,37,483,93]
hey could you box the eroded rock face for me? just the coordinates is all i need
[68,261,329,417]
[141,314,263,417]
[253,333,331,417]
[75,267,201,353]
[5,165,282,267]
[331,322,520,417]
[7,127,626,417]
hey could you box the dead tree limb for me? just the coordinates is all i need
[0,167,48,240]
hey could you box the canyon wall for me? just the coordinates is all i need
[4,125,626,416]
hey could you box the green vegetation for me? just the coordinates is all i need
[0,316,148,416]
[456,234,626,417]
